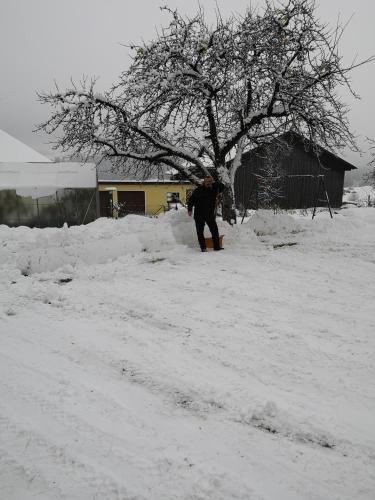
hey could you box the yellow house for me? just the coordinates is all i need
[98,180,194,217]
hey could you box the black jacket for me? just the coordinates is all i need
[187,182,224,219]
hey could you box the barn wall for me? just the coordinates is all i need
[234,145,346,210]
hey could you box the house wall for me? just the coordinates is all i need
[234,146,346,210]
[98,182,194,215]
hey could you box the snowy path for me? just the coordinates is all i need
[1,208,375,499]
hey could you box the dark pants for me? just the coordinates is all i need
[194,216,220,250]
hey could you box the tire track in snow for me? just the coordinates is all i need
[1,334,262,500]
[0,446,63,500]
[6,267,375,468]
[0,410,138,500]
[13,275,373,465]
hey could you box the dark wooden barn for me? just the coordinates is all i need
[234,131,356,210]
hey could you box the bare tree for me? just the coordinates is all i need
[364,139,375,187]
[37,0,373,223]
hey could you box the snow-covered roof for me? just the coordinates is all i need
[99,179,191,184]
[0,162,96,198]
[96,160,181,182]
[0,129,52,163]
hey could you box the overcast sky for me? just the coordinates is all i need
[0,0,374,167]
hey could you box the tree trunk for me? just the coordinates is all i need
[216,165,237,224]
[217,144,244,225]
[221,184,237,224]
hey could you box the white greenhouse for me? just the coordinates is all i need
[0,129,97,227]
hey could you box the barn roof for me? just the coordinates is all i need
[242,131,357,171]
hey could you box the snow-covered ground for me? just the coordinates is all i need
[1,207,374,500]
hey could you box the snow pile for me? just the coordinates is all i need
[0,209,263,276]
[1,206,373,278]
[165,209,204,247]
[0,214,180,276]
[247,209,302,236]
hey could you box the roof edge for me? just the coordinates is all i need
[240,131,357,171]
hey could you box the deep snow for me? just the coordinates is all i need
[0,207,374,500]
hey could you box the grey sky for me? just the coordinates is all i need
[1,0,374,167]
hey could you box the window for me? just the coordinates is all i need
[167,192,180,203]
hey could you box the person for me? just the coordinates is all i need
[187,176,224,252]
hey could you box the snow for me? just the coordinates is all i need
[343,186,375,207]
[0,162,96,199]
[98,179,191,184]
[0,129,52,163]
[1,206,375,500]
